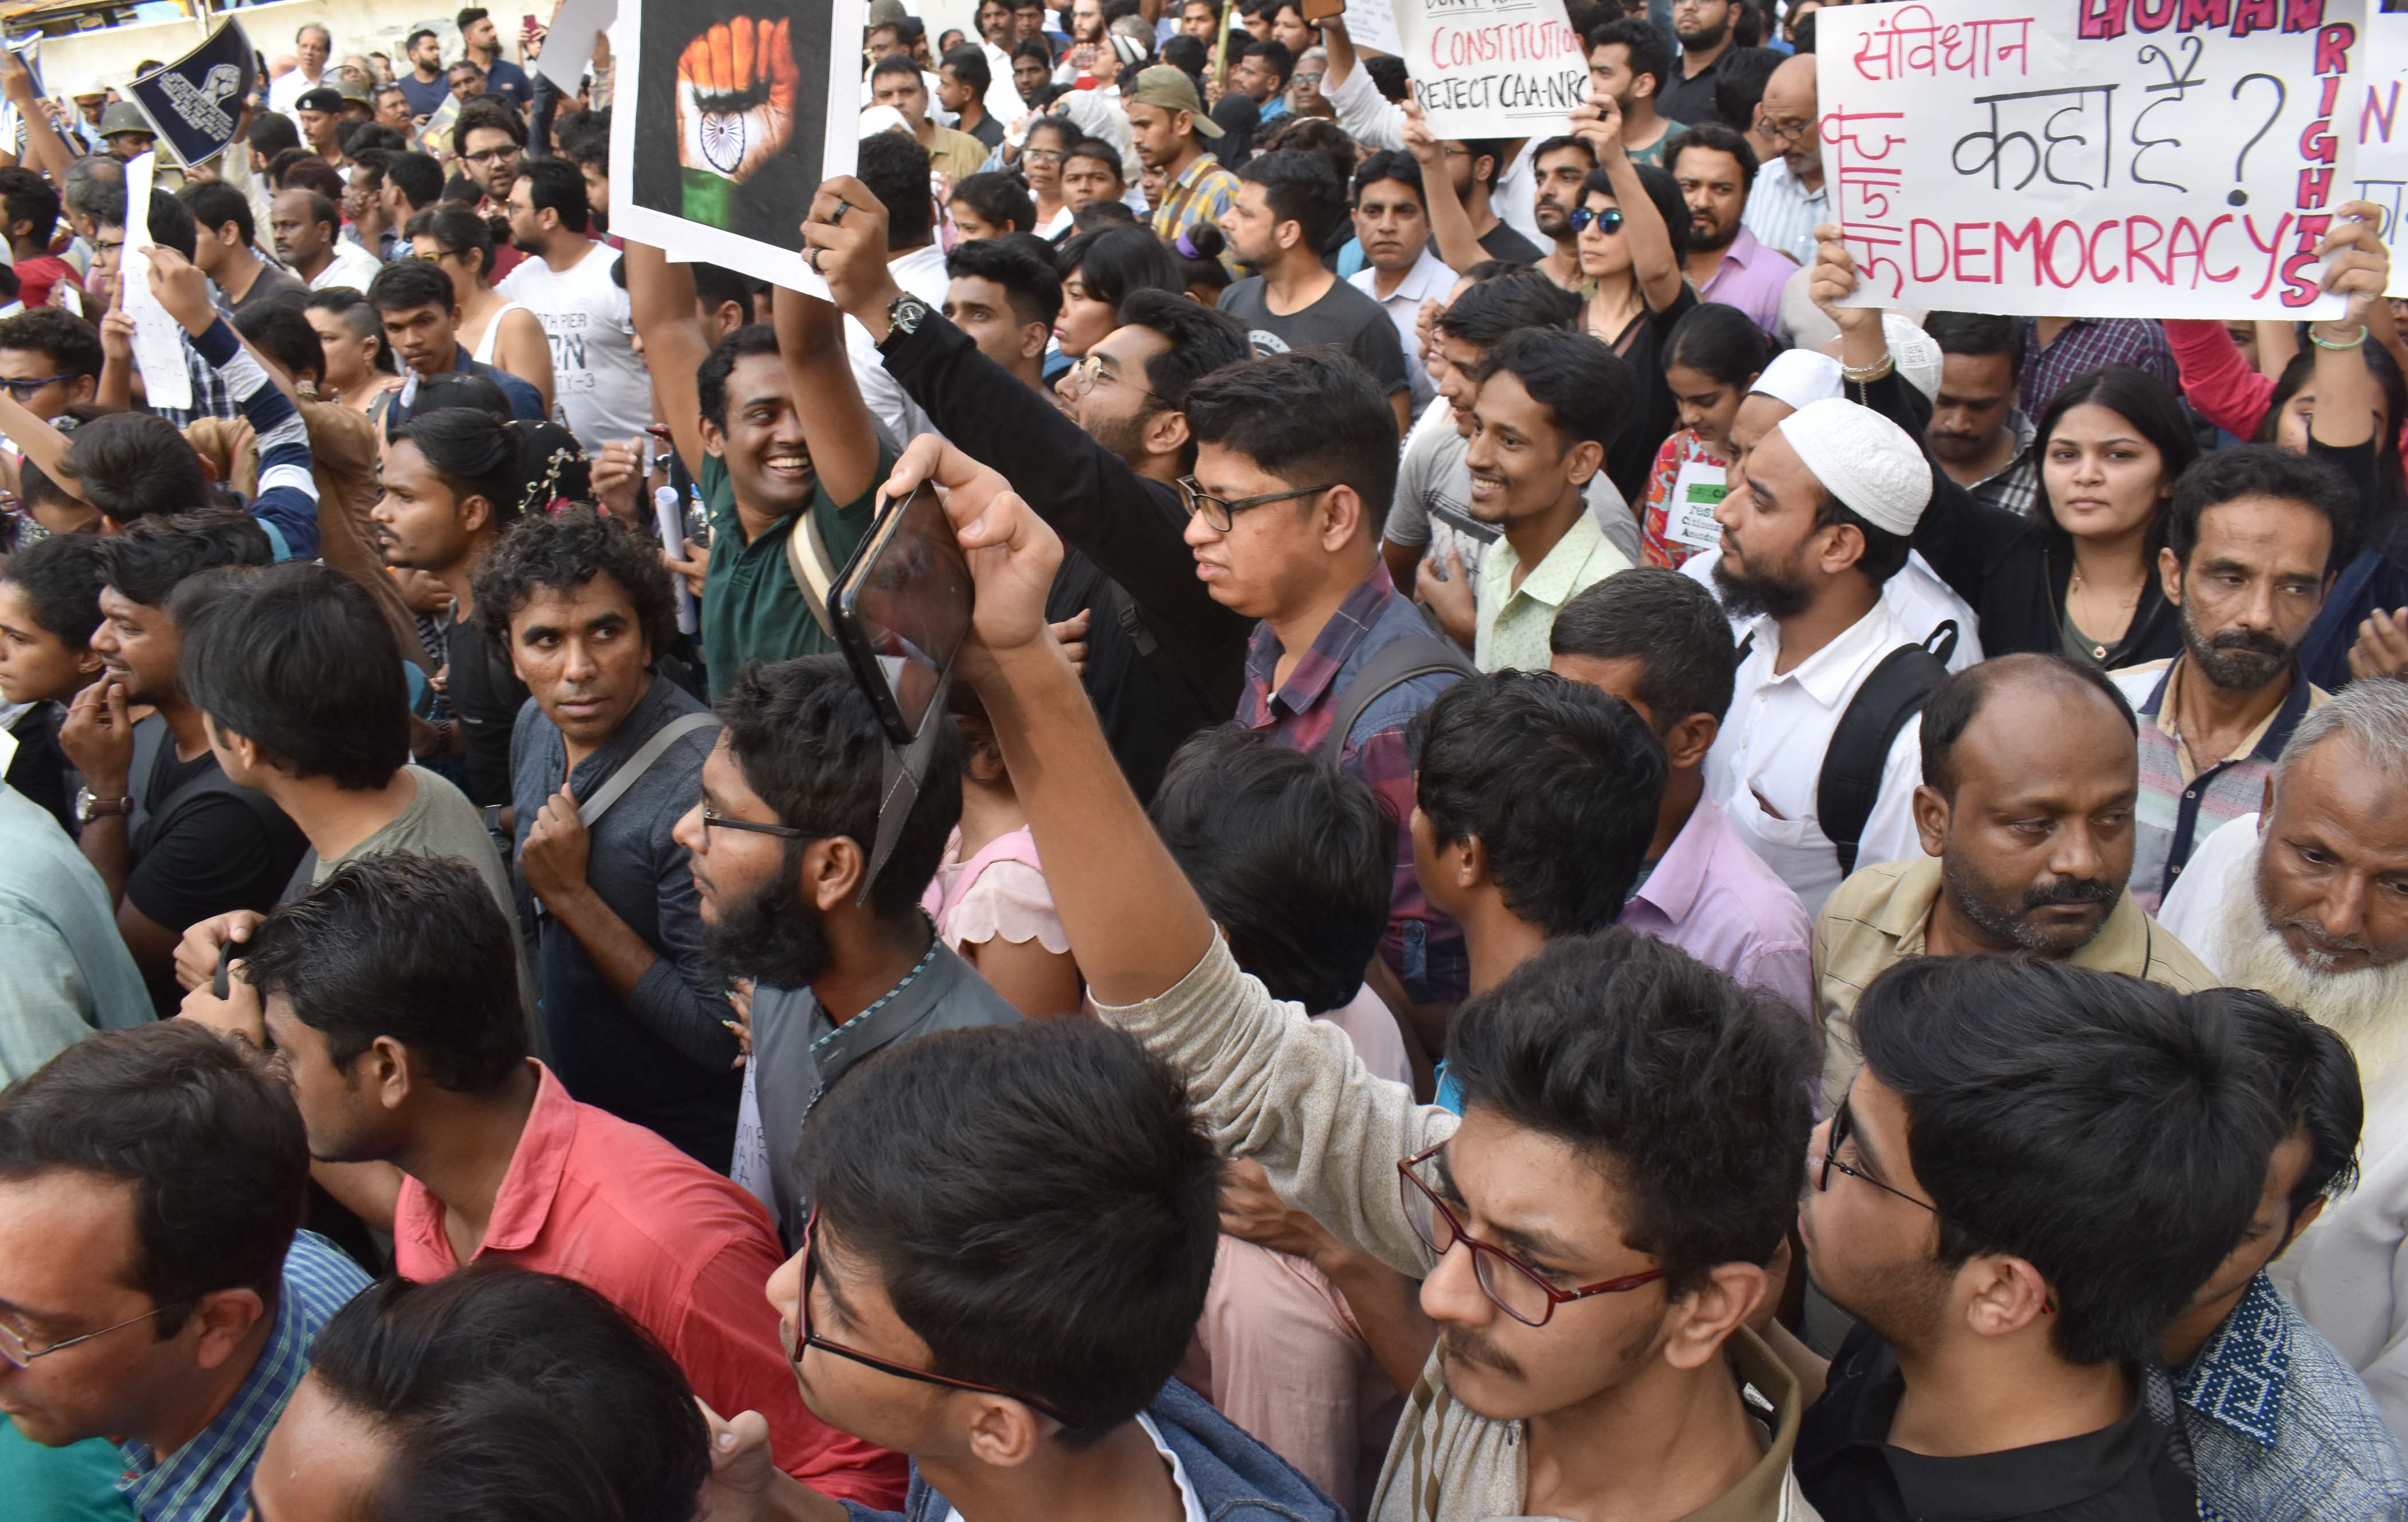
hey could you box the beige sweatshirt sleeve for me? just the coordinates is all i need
[1093,936,1454,1280]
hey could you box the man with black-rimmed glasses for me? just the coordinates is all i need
[669,657,1018,1249]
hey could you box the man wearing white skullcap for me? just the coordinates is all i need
[1680,350,1984,675]
[1696,396,1949,916]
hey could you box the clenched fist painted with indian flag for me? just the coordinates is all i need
[676,17,801,184]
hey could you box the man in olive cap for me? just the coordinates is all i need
[1128,64,1238,259]
[98,103,155,162]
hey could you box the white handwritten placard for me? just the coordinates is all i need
[2351,0,2408,294]
[1391,0,1585,140]
[1820,0,2364,320]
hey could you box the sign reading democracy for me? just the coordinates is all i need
[1820,0,2363,320]
[1391,0,1584,140]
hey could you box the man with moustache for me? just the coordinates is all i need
[1815,654,2214,1109]
[2158,677,2408,1433]
[1668,123,1795,336]
[1737,53,1824,265]
[1656,0,1740,126]
[1526,135,1594,291]
[669,657,1019,1247]
[2111,446,2344,913]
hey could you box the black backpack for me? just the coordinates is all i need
[1738,620,1959,876]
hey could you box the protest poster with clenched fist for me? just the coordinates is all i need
[613,0,861,294]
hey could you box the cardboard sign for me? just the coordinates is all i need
[1667,453,1727,551]
[1342,0,1404,59]
[2352,0,2408,294]
[610,0,863,298]
[126,20,254,167]
[538,0,619,96]
[120,152,192,413]
[1390,0,1585,139]
[1820,0,2364,320]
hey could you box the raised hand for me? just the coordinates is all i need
[2318,199,2391,333]
[676,18,801,184]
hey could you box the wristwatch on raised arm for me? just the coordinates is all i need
[75,787,133,823]
[878,292,933,353]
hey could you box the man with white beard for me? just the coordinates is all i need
[2158,676,2408,1433]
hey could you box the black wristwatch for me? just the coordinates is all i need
[879,292,932,353]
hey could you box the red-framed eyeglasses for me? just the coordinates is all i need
[793,1205,1077,1425]
[1396,1143,1667,1327]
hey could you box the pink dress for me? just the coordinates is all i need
[920,826,1070,958]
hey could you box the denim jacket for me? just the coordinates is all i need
[838,1378,1343,1522]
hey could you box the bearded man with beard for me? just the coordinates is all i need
[1813,654,2213,1110]
[671,657,1020,1249]
[1702,397,1938,916]
[2110,445,2347,913]
[2158,677,2408,1434]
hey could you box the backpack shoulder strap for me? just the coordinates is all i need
[1321,635,1475,767]
[576,711,721,830]
[1818,641,1948,878]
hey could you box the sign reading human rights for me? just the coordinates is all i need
[1820,0,2364,319]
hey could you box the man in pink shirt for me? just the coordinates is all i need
[228,852,908,1509]
[1550,568,1815,1015]
[1668,123,1797,337]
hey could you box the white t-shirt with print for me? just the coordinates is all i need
[497,240,653,453]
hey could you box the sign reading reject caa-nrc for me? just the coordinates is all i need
[1392,0,1586,140]
[1819,0,2363,321]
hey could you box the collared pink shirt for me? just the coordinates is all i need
[1619,795,1815,1016]
[394,1063,906,1507]
[1696,225,1800,337]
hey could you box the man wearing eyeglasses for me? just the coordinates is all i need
[667,659,1022,1249]
[814,434,1824,1521]
[1785,956,2266,1520]
[0,1022,370,1522]
[193,851,908,1508]
[1737,53,1824,266]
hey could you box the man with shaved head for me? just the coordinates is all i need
[1812,652,2214,1109]
[1737,52,1822,265]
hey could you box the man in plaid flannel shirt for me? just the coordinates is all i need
[1179,349,1470,1030]
[0,1024,368,1522]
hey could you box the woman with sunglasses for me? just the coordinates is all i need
[402,204,553,417]
[1569,98,1699,508]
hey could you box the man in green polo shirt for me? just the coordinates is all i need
[624,242,895,697]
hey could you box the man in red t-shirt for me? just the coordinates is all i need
[0,167,81,313]
[182,852,912,1511]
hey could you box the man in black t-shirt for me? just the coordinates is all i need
[1784,957,2269,1520]
[56,512,306,1011]
[1217,151,1411,433]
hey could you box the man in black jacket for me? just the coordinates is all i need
[804,175,1255,789]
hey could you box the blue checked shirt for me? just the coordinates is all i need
[114,1232,369,1522]
[2179,1271,2408,1522]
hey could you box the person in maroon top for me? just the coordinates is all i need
[193,852,909,1509]
[0,168,80,314]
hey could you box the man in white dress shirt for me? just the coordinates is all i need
[1702,397,1937,917]
[2157,678,2408,1434]
[1738,53,1825,267]
[1343,150,1454,424]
